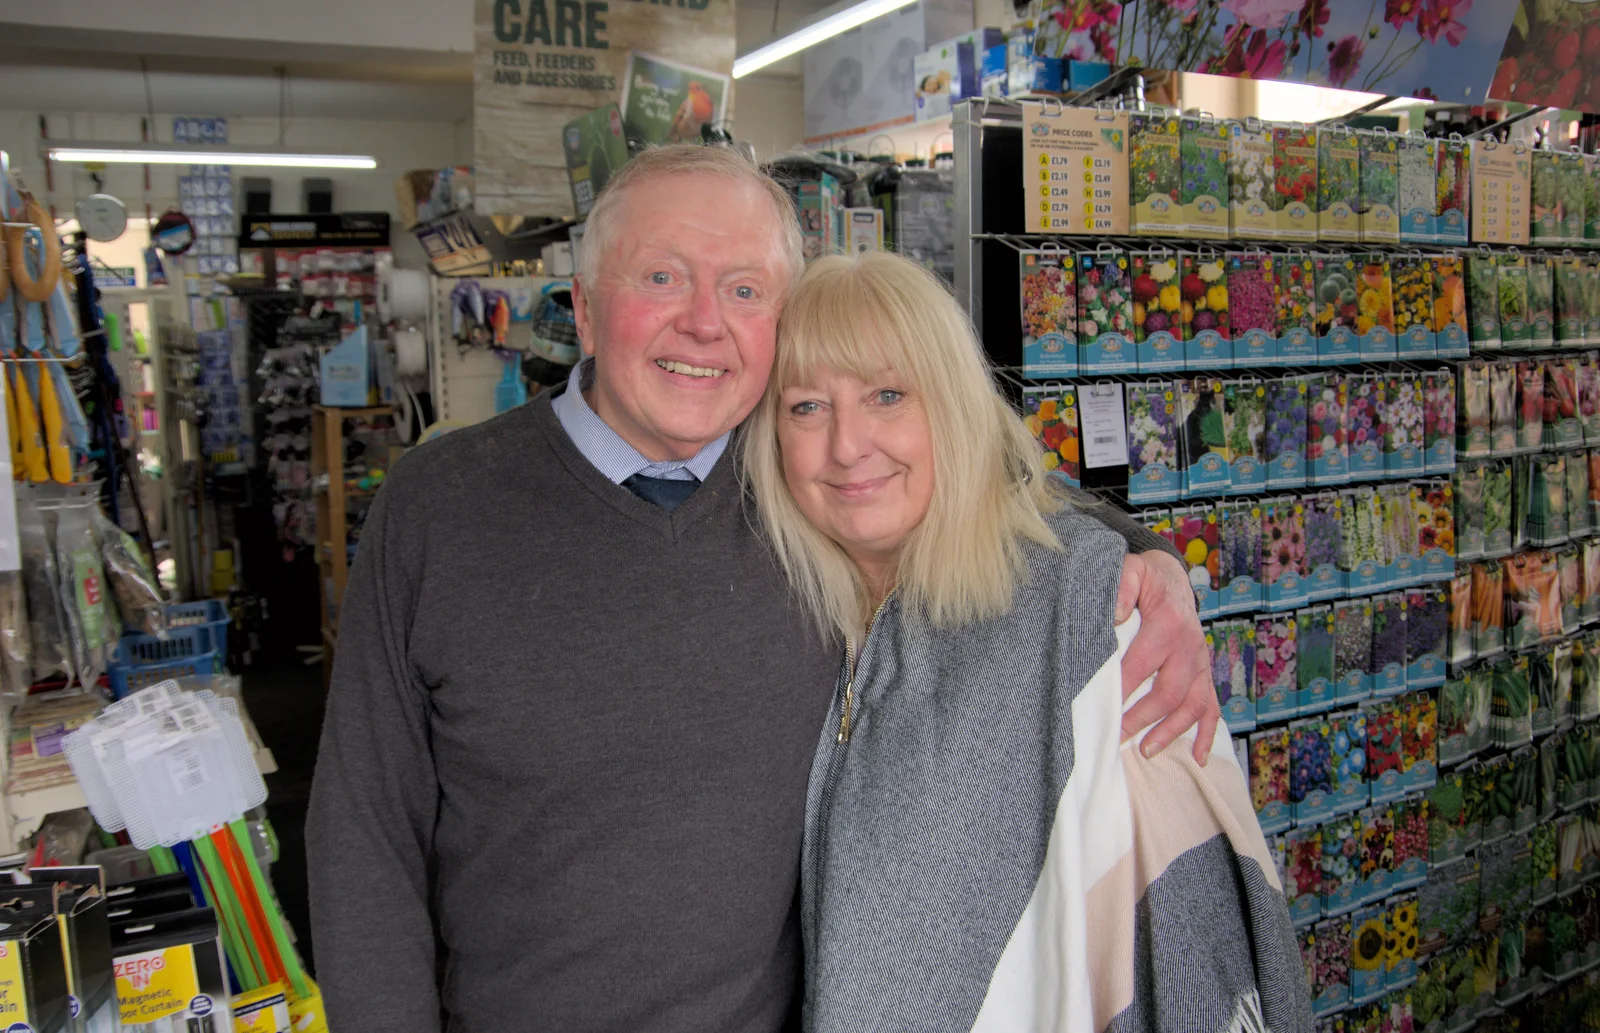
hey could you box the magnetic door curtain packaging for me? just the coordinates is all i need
[1470,138,1530,246]
[27,866,116,1033]
[1129,108,1182,236]
[1020,248,1077,378]
[1020,102,1129,235]
[0,889,70,1033]
[112,907,230,1033]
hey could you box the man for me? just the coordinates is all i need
[307,145,1218,1033]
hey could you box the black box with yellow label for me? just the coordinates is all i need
[112,907,229,1033]
[0,888,70,1033]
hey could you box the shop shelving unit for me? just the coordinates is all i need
[311,404,392,685]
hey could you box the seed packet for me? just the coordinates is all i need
[1560,149,1588,244]
[1370,591,1407,696]
[1487,360,1517,455]
[1272,250,1317,363]
[1222,379,1266,494]
[1176,377,1230,498]
[1180,114,1229,240]
[1464,248,1500,347]
[1584,541,1600,625]
[1385,893,1419,990]
[1530,645,1558,739]
[1438,676,1477,766]
[1227,117,1278,240]
[1532,150,1569,246]
[1357,129,1400,244]
[1170,505,1220,619]
[1274,122,1319,242]
[1127,108,1182,236]
[1320,813,1364,922]
[1587,255,1600,345]
[1425,768,1472,864]
[1335,598,1374,703]
[1414,481,1455,583]
[1398,132,1438,244]
[1124,380,1180,503]
[1392,796,1429,890]
[1382,374,1424,478]
[1495,920,1532,1005]
[1314,915,1356,1017]
[1453,462,1485,560]
[1568,453,1592,538]
[1379,484,1420,587]
[1524,453,1567,546]
[1532,823,1559,902]
[1286,824,1323,927]
[1180,251,1231,367]
[1227,251,1276,364]
[1390,252,1436,358]
[1472,560,1506,658]
[1592,450,1600,524]
[1455,362,1491,458]
[1023,385,1081,487]
[1255,615,1298,721]
[1479,753,1514,842]
[1365,698,1404,805]
[1579,354,1600,442]
[1304,493,1344,600]
[1422,369,1456,474]
[1430,252,1470,357]
[1484,460,1514,556]
[1526,251,1555,349]
[1448,571,1473,667]
[1129,250,1184,372]
[1557,544,1582,636]
[1318,125,1361,242]
[1345,374,1384,479]
[1497,250,1530,345]
[1313,252,1361,363]
[1350,900,1388,1003]
[1077,247,1134,374]
[1405,590,1449,690]
[1418,860,1479,958]
[1542,354,1582,447]
[1514,359,1544,452]
[1491,654,1535,750]
[1264,377,1308,489]
[1554,252,1588,344]
[1292,715,1337,823]
[1436,134,1470,246]
[1354,255,1398,361]
[1020,248,1078,378]
[1297,606,1337,715]
[1250,725,1292,832]
[1262,498,1309,610]
[1402,691,1439,793]
[1306,375,1348,488]
[1561,726,1594,808]
[1340,486,1386,593]
[1218,501,1264,613]
[1508,549,1563,648]
[1210,619,1257,732]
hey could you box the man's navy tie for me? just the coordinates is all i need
[622,473,700,512]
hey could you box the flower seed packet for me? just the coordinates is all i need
[1406,588,1449,691]
[1334,598,1374,704]
[1227,117,1277,240]
[1218,501,1264,614]
[1210,618,1256,732]
[1453,462,1486,560]
[1314,252,1360,363]
[1402,690,1440,793]
[1385,895,1420,991]
[1391,792,1430,890]
[1249,725,1292,832]
[1304,493,1344,601]
[1264,377,1309,490]
[1262,498,1309,611]
[1285,824,1323,927]
[1320,815,1363,923]
[1330,706,1369,813]
[1022,385,1081,488]
[1358,807,1395,908]
[1369,592,1407,697]
[1274,122,1318,242]
[1124,380,1180,503]
[1380,485,1421,588]
[1275,250,1319,363]
[1350,902,1387,1004]
[1170,505,1221,619]
[1177,377,1230,498]
[1312,916,1354,1018]
[1227,251,1277,364]
[1357,128,1400,244]
[1346,374,1385,479]
[1365,697,1404,805]
[1306,375,1349,488]
[1497,250,1530,345]
[1255,615,1298,721]
[1423,369,1456,474]
[1292,715,1337,823]
[1180,251,1232,368]
[1354,254,1397,361]
[1457,362,1491,459]
[1435,134,1470,246]
[1222,379,1266,494]
[1464,248,1501,348]
[1414,480,1456,584]
[1317,125,1361,242]
[1382,375,1425,479]
[1019,249,1078,379]
[1554,252,1587,345]
[1488,360,1518,456]
[1390,252,1437,359]
[1077,248,1134,374]
[1397,132,1438,244]
[1128,109,1183,236]
[1430,252,1469,357]
[1179,114,1229,240]
[1526,251,1555,349]
[1129,250,1184,372]
[1340,487,1386,593]
[1297,606,1337,715]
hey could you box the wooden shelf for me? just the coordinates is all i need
[315,405,393,418]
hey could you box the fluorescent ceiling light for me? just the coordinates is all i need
[44,143,377,170]
[733,0,919,78]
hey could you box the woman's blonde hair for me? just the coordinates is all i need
[741,250,1063,645]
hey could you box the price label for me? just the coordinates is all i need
[1022,103,1130,235]
[1079,383,1129,469]
[1471,140,1530,246]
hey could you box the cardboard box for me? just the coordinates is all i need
[981,45,1008,98]
[797,174,842,260]
[913,40,976,122]
[845,209,883,253]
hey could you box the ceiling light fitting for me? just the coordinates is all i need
[43,142,376,170]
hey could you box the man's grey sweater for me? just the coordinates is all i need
[306,390,1181,1033]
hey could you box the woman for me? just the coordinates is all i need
[741,251,1312,1033]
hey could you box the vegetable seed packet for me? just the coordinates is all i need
[1128,108,1183,236]
[1557,545,1582,636]
[1317,125,1361,242]
[1529,645,1558,739]
[1471,560,1506,658]
[1286,823,1323,927]
[1262,497,1309,610]
[1405,589,1449,690]
[1553,641,1576,729]
[1560,149,1589,244]
[1430,252,1469,357]
[1297,606,1337,714]
[1226,117,1278,240]
[1514,359,1545,453]
[1313,252,1360,364]
[1264,377,1309,489]
[1532,150,1569,246]
[1129,250,1184,372]
[1275,250,1319,363]
[1180,251,1232,368]
[1218,500,1264,613]
[1369,591,1407,697]
[1488,361,1518,456]
[1179,114,1229,240]
[1306,375,1348,488]
[1077,247,1134,374]
[1423,369,1456,474]
[1227,251,1277,364]
[1449,572,1473,668]
[1398,132,1438,244]
[1554,252,1588,345]
[1334,598,1374,703]
[1304,493,1344,601]
[1465,248,1500,348]
[1019,249,1078,379]
[1249,725,1292,832]
[1584,541,1600,625]
[1382,374,1424,478]
[1391,252,1437,359]
[1274,122,1318,242]
[1357,128,1400,244]
[1209,618,1256,732]
[1526,251,1555,349]
[1524,453,1567,547]
[1456,362,1491,459]
[1435,134,1470,246]
[1438,674,1482,765]
[1255,615,1298,721]
[1452,462,1485,560]
[1490,654,1535,750]
[1497,250,1530,346]
[1177,377,1230,498]
[1543,354,1582,448]
[1483,462,1514,558]
[1354,254,1397,361]
[1417,857,1479,956]
[1579,354,1600,443]
[1586,255,1600,345]
[1424,767,1471,864]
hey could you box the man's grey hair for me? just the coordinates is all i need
[576,144,804,290]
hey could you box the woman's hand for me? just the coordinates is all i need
[1113,550,1220,765]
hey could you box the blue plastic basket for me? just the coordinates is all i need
[163,599,231,657]
[109,625,220,700]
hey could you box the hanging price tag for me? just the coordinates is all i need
[1022,102,1129,235]
[1079,381,1128,469]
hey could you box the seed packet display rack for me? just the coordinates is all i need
[952,98,1600,1030]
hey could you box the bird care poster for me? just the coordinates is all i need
[474,0,736,217]
[618,52,730,148]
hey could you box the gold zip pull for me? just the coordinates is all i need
[838,685,853,743]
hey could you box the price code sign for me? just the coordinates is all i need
[1022,103,1130,236]
[1470,139,1530,246]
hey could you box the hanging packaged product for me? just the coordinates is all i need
[1449,570,1473,667]
[1226,117,1277,239]
[1222,378,1266,494]
[1464,247,1500,348]
[1128,249,1183,372]
[1316,125,1360,242]
[1423,369,1456,475]
[1273,122,1318,242]
[1334,598,1374,703]
[1566,446,1591,537]
[19,497,72,685]
[1531,149,1569,245]
[1218,500,1263,612]
[1340,486,1386,594]
[1430,252,1469,357]
[1454,462,1486,560]
[111,907,231,1033]
[1435,134,1470,246]
[1283,823,1322,926]
[1558,546,1583,635]
[1345,374,1385,479]
[1305,375,1348,488]
[1313,251,1360,364]
[1488,360,1517,455]
[1179,113,1229,240]
[1170,505,1220,618]
[1303,492,1344,601]
[1022,385,1081,487]
[1180,250,1231,367]
[1544,355,1582,448]
[93,510,164,637]
[1365,699,1405,807]
[1274,249,1318,364]
[1504,551,1561,651]
[1127,107,1182,236]
[1514,359,1545,452]
[1370,591,1407,696]
[1019,247,1077,379]
[1406,588,1449,689]
[1261,496,1309,610]
[1354,253,1397,361]
[28,865,120,1033]
[1209,618,1256,731]
[1497,248,1531,345]
[1397,131,1438,244]
[1586,255,1600,345]
[1263,377,1308,490]
[1526,453,1570,547]
[54,500,115,692]
[1124,380,1180,503]
[1526,250,1556,348]
[1582,354,1600,443]
[1249,724,1292,831]
[1255,615,1298,720]
[1553,251,1588,345]
[1356,128,1399,244]
[1389,251,1436,359]
[1382,373,1424,479]
[1391,798,1430,889]
[1457,362,1491,459]
[1226,251,1276,365]
[1020,101,1130,235]
[1483,461,1514,557]
[1469,138,1530,246]
[1587,153,1600,245]
[1348,899,1387,1002]
[1290,715,1336,823]
[1380,483,1421,587]
[1176,377,1229,498]
[0,891,71,1033]
[1076,246,1134,374]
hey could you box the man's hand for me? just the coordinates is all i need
[1114,550,1220,764]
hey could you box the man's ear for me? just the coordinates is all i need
[572,276,597,357]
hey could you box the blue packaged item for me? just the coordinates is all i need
[1078,248,1135,374]
[1369,592,1408,697]
[1329,708,1370,816]
[1022,385,1081,488]
[1211,619,1256,733]
[1125,380,1181,503]
[1285,825,1323,927]
[1020,248,1078,378]
[1171,505,1221,619]
[1382,375,1426,479]
[981,45,1009,98]
[1390,798,1429,890]
[1348,905,1387,1004]
[1218,503,1264,614]
[1383,892,1419,988]
[1065,60,1111,91]
[1391,252,1438,358]
[1334,599,1374,704]
[1400,691,1439,794]
[1436,136,1469,245]
[1250,727,1293,833]
[1357,254,1399,361]
[319,324,371,407]
[1378,484,1420,589]
[1229,252,1277,364]
[1364,699,1406,807]
[1303,494,1345,601]
[1291,717,1337,824]
[1275,251,1318,363]
[1405,586,1448,691]
[1007,32,1061,94]
[1263,377,1308,489]
[1297,606,1337,715]
[1224,380,1267,495]
[1177,377,1230,498]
